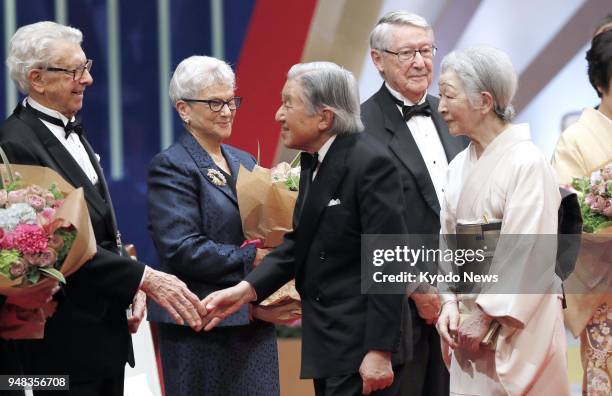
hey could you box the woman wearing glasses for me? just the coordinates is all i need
[147,56,280,395]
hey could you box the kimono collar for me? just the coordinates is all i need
[469,123,531,160]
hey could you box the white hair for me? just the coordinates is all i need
[369,11,433,50]
[169,56,235,104]
[7,21,83,94]
[440,45,518,121]
[287,62,363,135]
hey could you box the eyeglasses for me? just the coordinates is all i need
[46,59,93,81]
[181,97,242,112]
[383,46,437,63]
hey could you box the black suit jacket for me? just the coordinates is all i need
[361,84,467,344]
[0,104,145,380]
[246,133,408,379]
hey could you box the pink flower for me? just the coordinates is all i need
[48,234,64,251]
[11,224,48,254]
[602,165,612,181]
[585,193,596,206]
[604,199,612,218]
[26,194,45,211]
[26,185,45,196]
[51,199,64,209]
[7,190,27,204]
[591,196,606,214]
[0,190,7,207]
[43,191,55,205]
[9,259,28,277]
[38,248,58,267]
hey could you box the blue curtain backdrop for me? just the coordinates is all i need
[2,0,257,267]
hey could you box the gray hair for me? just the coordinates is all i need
[369,11,433,50]
[287,62,363,135]
[440,45,517,121]
[7,21,83,94]
[169,56,235,104]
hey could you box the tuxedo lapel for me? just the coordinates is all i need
[15,105,113,224]
[180,134,237,205]
[375,86,441,215]
[293,134,354,267]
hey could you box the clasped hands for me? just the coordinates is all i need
[436,300,493,352]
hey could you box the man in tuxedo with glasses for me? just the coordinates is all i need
[0,21,205,396]
[361,11,468,396]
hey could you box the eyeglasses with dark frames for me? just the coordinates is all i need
[46,59,93,81]
[383,46,437,63]
[181,97,243,112]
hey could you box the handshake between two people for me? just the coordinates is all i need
[140,268,293,332]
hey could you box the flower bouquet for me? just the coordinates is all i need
[564,162,612,337]
[0,153,96,339]
[237,155,301,310]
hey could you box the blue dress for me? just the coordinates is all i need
[147,133,279,395]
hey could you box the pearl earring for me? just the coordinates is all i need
[183,118,190,125]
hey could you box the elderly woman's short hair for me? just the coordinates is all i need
[441,46,518,121]
[287,62,363,135]
[7,21,82,94]
[587,30,612,97]
[369,11,433,50]
[169,56,235,104]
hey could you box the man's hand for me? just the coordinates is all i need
[140,267,205,331]
[456,307,493,353]
[411,286,441,324]
[6,281,60,310]
[254,248,272,267]
[202,281,257,331]
[252,300,301,324]
[436,300,460,349]
[127,290,146,333]
[359,350,394,395]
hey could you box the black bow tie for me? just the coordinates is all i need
[26,103,83,138]
[300,152,319,173]
[392,98,432,121]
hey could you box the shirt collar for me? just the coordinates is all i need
[385,82,427,106]
[25,97,74,125]
[316,135,336,164]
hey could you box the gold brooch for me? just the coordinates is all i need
[207,168,227,186]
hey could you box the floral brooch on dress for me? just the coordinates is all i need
[207,168,227,187]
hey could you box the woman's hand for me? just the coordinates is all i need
[436,300,460,349]
[456,307,493,353]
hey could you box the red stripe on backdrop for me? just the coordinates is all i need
[228,0,318,167]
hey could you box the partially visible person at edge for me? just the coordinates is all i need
[0,21,205,396]
[435,45,570,396]
[147,55,296,395]
[551,22,612,396]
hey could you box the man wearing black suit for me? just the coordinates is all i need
[202,62,409,395]
[0,21,205,396]
[361,11,468,396]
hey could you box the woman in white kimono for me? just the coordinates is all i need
[435,46,570,396]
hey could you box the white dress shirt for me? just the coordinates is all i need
[312,135,336,180]
[386,83,448,204]
[25,97,99,185]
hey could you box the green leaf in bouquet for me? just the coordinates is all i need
[49,183,64,200]
[572,176,590,194]
[27,270,40,284]
[54,228,76,266]
[285,175,299,191]
[39,267,66,284]
[0,250,20,278]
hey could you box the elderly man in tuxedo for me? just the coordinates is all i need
[361,11,468,396]
[0,21,205,396]
[202,61,410,396]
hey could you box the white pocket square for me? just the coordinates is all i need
[327,198,341,207]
